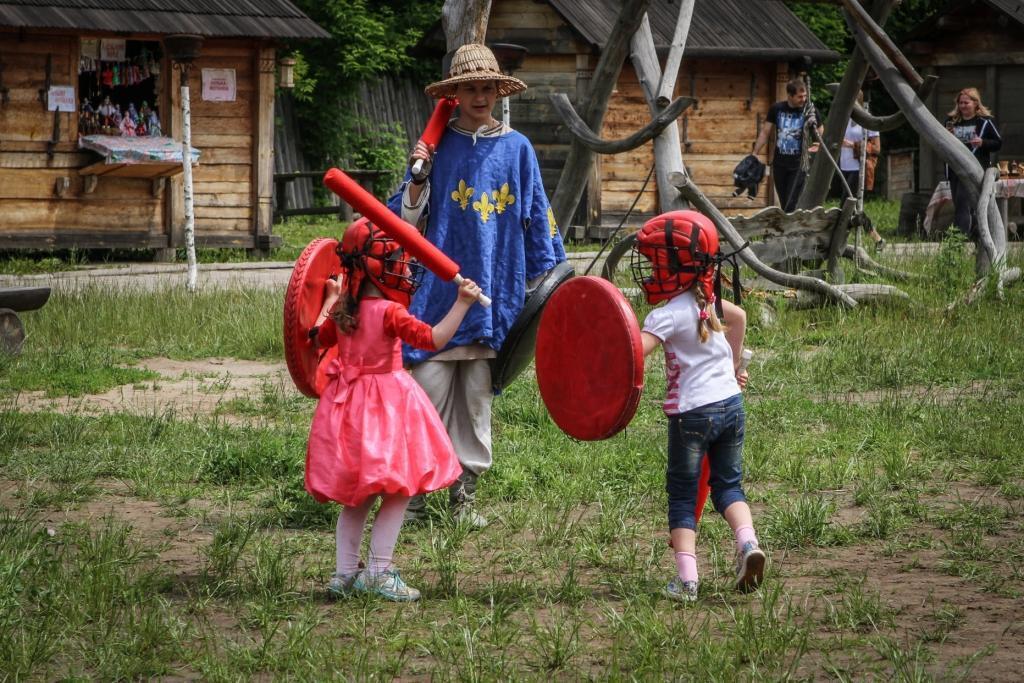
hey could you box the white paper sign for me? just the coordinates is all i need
[48,86,76,112]
[80,38,99,59]
[100,39,126,61]
[202,68,236,102]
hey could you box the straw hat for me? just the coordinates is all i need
[425,44,527,99]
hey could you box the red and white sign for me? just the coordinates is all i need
[48,86,76,112]
[100,39,126,61]
[202,68,236,102]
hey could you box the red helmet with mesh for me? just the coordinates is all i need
[630,210,719,304]
[338,217,424,307]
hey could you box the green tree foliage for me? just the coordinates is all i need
[783,0,948,147]
[284,0,443,191]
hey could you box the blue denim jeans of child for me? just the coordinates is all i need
[666,393,747,531]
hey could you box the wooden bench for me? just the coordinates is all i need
[273,170,389,223]
[0,286,51,355]
[727,198,856,282]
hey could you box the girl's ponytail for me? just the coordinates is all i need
[693,285,723,343]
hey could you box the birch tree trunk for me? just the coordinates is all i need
[181,75,197,292]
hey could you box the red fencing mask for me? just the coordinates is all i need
[630,210,719,304]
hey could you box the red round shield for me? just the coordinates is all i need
[535,276,644,440]
[284,238,342,398]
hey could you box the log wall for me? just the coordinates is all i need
[0,30,270,250]
[0,31,165,247]
[601,59,779,223]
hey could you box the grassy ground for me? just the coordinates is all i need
[1,242,1022,679]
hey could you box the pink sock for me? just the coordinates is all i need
[674,552,698,583]
[336,498,373,575]
[368,495,411,576]
[735,525,758,553]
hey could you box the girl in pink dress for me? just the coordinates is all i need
[305,219,480,602]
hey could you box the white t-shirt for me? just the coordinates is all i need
[642,289,740,415]
[839,121,880,172]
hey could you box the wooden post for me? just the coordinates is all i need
[799,0,898,210]
[655,0,695,108]
[630,14,687,213]
[550,0,651,235]
[850,18,1006,275]
[442,0,492,49]
[253,46,276,254]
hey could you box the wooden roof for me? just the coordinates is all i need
[982,0,1024,26]
[0,0,329,38]
[548,0,839,62]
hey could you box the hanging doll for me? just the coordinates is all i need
[79,99,96,135]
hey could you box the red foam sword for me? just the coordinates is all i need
[411,97,458,176]
[323,168,491,307]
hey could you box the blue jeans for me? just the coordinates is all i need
[666,394,747,531]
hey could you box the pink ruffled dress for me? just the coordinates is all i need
[305,298,462,507]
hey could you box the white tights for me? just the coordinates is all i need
[335,494,411,576]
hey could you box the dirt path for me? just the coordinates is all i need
[8,357,297,422]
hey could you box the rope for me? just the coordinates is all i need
[583,163,657,276]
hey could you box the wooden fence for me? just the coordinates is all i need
[273,76,434,222]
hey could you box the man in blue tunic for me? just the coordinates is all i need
[389,44,567,527]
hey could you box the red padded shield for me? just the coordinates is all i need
[284,238,342,398]
[535,276,644,440]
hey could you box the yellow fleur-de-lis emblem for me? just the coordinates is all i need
[451,179,474,210]
[493,183,516,214]
[547,206,558,237]
[473,192,495,222]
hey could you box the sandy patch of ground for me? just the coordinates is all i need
[8,357,297,422]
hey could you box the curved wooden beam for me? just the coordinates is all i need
[825,75,938,132]
[851,16,1006,277]
[669,171,858,308]
[550,93,694,154]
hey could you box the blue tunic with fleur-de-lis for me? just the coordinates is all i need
[388,123,566,367]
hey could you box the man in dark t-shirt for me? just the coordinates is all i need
[751,78,822,212]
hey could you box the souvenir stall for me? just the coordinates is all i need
[0,2,327,253]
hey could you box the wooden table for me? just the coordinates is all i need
[924,178,1024,238]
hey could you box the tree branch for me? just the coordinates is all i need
[549,93,694,154]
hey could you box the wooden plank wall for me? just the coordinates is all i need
[488,0,588,196]
[182,40,256,246]
[601,59,777,224]
[0,31,165,247]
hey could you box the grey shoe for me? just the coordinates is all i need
[735,541,766,592]
[664,577,699,603]
[327,570,361,598]
[353,569,421,602]
[449,471,488,529]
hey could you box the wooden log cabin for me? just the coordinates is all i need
[482,0,839,237]
[904,0,1024,190]
[0,1,327,253]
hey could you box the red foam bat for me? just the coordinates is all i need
[411,97,457,176]
[323,168,491,307]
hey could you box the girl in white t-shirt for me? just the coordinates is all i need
[631,210,765,602]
